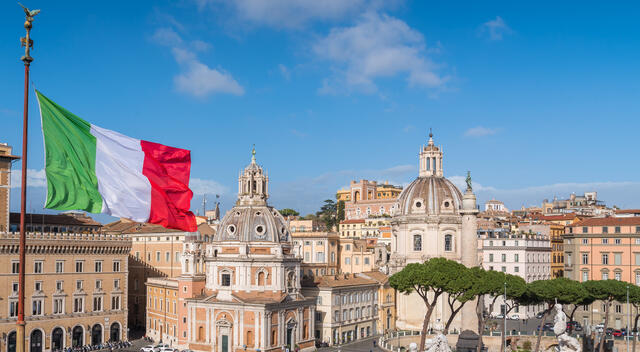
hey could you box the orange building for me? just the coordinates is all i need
[564,217,640,327]
[337,180,401,219]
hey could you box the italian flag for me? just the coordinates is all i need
[36,90,197,232]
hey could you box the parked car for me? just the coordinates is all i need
[141,346,155,352]
[613,330,624,337]
[154,344,169,352]
[181,350,195,352]
[537,323,554,331]
[510,314,521,320]
[536,312,545,319]
[594,324,605,332]
[567,321,583,331]
[315,341,329,348]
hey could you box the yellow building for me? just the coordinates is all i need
[550,223,565,278]
[0,232,130,352]
[338,238,375,274]
[292,231,340,277]
[376,182,402,199]
[146,278,179,346]
[360,271,396,333]
[339,219,364,238]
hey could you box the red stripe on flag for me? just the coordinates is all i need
[140,140,197,232]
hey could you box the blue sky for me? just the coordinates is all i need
[1,1,639,223]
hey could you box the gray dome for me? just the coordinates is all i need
[396,176,463,216]
[215,205,290,243]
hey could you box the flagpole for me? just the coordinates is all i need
[17,5,38,352]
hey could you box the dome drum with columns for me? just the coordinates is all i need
[390,132,479,334]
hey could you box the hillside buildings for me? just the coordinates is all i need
[0,232,130,352]
[389,132,479,333]
[337,180,402,220]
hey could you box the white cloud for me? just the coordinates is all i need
[480,16,513,41]
[189,178,228,196]
[151,28,244,97]
[197,0,370,28]
[10,168,47,188]
[464,126,499,137]
[279,64,291,81]
[314,12,447,93]
[449,175,495,193]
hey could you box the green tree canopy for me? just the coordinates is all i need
[390,258,469,351]
[279,208,299,217]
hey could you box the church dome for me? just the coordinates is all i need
[216,205,290,243]
[396,176,462,216]
[395,131,463,216]
[213,147,291,243]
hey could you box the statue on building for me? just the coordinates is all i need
[424,321,451,352]
[465,171,472,191]
[553,304,581,352]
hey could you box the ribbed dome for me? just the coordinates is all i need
[396,176,463,216]
[215,205,291,243]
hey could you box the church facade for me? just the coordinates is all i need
[177,150,316,352]
[389,133,479,333]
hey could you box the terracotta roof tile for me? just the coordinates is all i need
[340,219,365,224]
[570,217,640,227]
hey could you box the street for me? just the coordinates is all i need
[318,337,384,352]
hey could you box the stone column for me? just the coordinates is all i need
[460,188,479,332]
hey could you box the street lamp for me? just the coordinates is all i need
[504,281,507,350]
[627,285,630,352]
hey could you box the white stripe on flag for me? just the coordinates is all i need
[91,124,152,222]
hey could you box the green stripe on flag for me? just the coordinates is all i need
[36,90,103,213]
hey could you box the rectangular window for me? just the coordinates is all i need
[615,272,622,281]
[602,253,609,265]
[75,261,83,273]
[12,261,19,274]
[95,280,102,289]
[615,227,621,234]
[113,261,121,272]
[12,282,19,293]
[95,261,102,272]
[175,252,180,261]
[56,281,63,291]
[55,261,64,273]
[114,279,120,289]
[53,298,64,314]
[364,257,370,265]
[73,298,83,313]
[34,261,43,273]
[501,254,506,262]
[135,251,140,259]
[304,252,310,261]
[636,273,640,286]
[166,252,170,262]
[614,253,622,265]
[345,258,351,265]
[635,253,640,266]
[156,252,160,261]
[636,226,640,234]
[34,281,42,291]
[514,266,519,273]
[76,280,83,290]
[316,252,325,262]
[582,238,588,244]
[603,227,608,233]
[602,238,609,244]
[489,254,494,262]
[582,227,588,233]
[355,257,359,265]
[32,299,42,315]
[93,296,103,311]
[9,301,18,317]
[221,273,231,286]
[501,266,506,272]
[112,296,121,310]
[514,254,519,262]
[616,305,622,313]
[602,272,609,280]
[615,238,621,245]
[582,253,589,265]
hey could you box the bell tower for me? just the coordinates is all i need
[419,130,443,177]
[237,145,269,206]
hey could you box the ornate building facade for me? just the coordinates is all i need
[389,133,479,332]
[0,232,130,352]
[172,151,316,352]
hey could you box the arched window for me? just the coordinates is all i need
[197,326,204,341]
[444,234,452,251]
[257,271,265,286]
[413,234,422,251]
[247,331,254,346]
